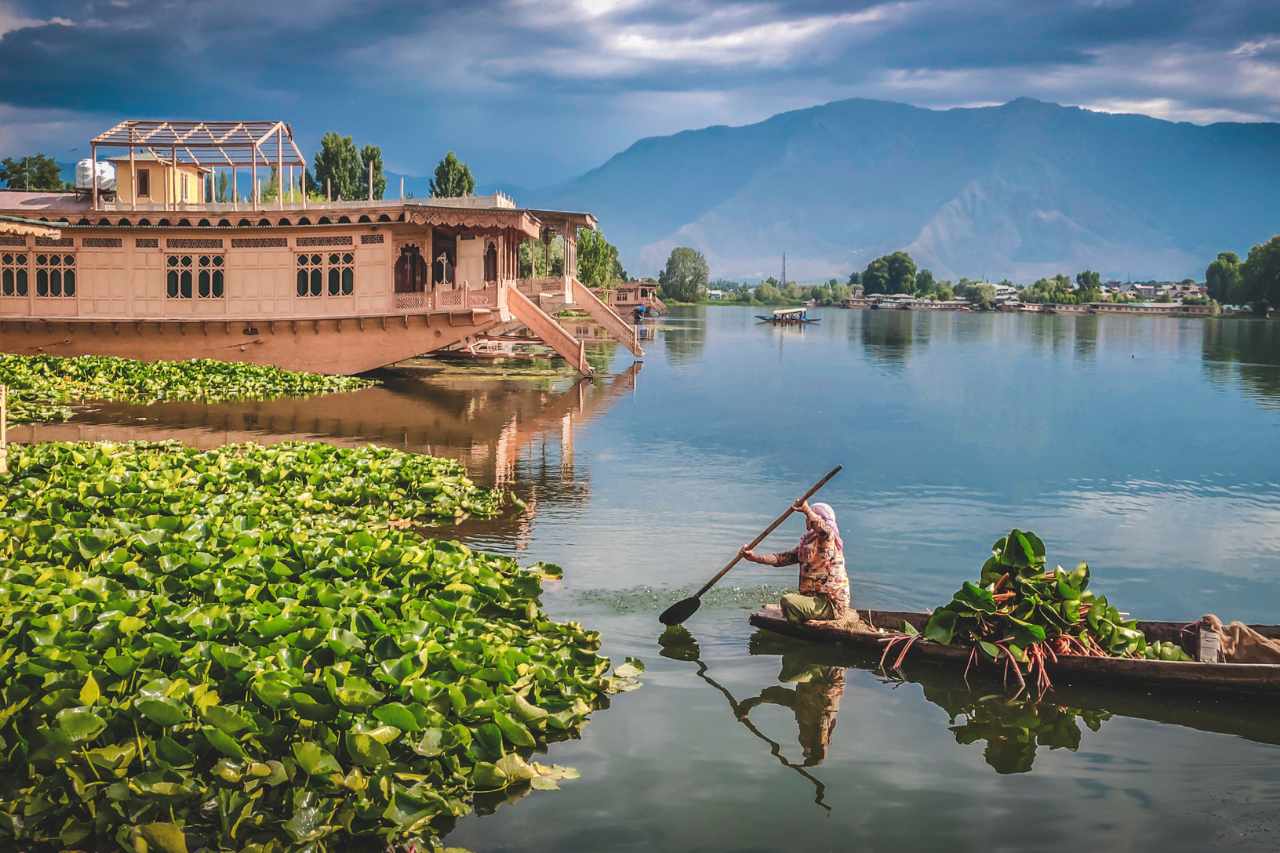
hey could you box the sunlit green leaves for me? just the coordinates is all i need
[0,440,628,851]
[0,353,374,426]
[921,528,1151,674]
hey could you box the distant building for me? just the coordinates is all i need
[707,289,725,300]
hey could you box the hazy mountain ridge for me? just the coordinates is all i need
[530,97,1280,281]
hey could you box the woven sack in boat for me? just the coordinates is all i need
[1201,614,1280,664]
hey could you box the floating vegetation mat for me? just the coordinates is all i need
[577,583,792,615]
[0,441,631,851]
[0,354,374,425]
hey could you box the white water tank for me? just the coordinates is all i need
[75,159,116,191]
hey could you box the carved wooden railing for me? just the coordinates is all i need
[393,284,500,313]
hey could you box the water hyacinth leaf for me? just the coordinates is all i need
[135,697,189,727]
[373,702,422,733]
[135,822,190,853]
[345,732,391,768]
[79,672,100,706]
[292,741,342,776]
[55,707,106,743]
[493,711,536,748]
[923,609,958,645]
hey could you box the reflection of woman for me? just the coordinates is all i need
[740,501,851,623]
[738,655,847,766]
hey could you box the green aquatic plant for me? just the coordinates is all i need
[0,354,374,425]
[0,441,629,850]
[883,529,1150,695]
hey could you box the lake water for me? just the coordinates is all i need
[25,306,1280,851]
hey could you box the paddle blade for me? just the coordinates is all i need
[659,596,700,626]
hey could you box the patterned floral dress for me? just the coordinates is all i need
[768,505,851,616]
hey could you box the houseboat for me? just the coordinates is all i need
[0,119,641,376]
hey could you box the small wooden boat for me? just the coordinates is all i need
[749,606,1280,697]
[755,308,820,325]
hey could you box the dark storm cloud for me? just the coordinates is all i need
[1,0,1279,182]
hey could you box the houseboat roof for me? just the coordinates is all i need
[91,119,305,169]
[0,191,588,240]
[0,213,66,238]
[773,307,807,316]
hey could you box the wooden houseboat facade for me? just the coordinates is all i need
[0,119,639,376]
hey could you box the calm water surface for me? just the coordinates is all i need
[25,306,1280,851]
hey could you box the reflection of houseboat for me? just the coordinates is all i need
[0,118,643,376]
[756,308,820,324]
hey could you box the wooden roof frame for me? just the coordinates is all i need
[90,120,306,169]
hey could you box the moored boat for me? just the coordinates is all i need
[749,606,1280,696]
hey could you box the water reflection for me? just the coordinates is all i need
[856,310,930,372]
[660,309,707,365]
[658,626,833,810]
[1202,319,1280,408]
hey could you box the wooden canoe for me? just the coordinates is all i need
[749,606,1280,697]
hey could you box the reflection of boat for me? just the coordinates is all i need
[750,607,1280,696]
[748,628,1280,776]
[755,308,820,325]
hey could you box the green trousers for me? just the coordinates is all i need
[780,592,836,624]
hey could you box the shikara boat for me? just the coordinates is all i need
[749,606,1280,697]
[755,308,820,324]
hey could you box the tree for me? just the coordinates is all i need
[658,247,709,302]
[1075,269,1102,302]
[360,145,387,200]
[1205,251,1243,304]
[0,154,68,190]
[216,171,230,203]
[429,152,475,198]
[1241,236,1280,309]
[312,132,362,200]
[847,271,862,286]
[936,283,956,301]
[576,228,621,288]
[519,234,563,277]
[915,268,936,296]
[862,251,917,294]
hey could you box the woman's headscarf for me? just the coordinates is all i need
[800,502,843,552]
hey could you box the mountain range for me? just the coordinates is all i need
[529,97,1280,283]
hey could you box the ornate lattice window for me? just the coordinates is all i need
[296,253,323,297]
[326,252,354,296]
[166,255,194,299]
[1,252,29,297]
[297,252,353,297]
[197,254,225,298]
[34,253,76,297]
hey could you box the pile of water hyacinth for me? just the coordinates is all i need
[0,354,373,425]
[882,529,1178,695]
[0,441,635,851]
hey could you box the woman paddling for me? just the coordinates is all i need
[740,500,851,624]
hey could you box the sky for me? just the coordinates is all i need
[2,0,1279,187]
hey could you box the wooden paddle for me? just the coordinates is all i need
[659,465,843,625]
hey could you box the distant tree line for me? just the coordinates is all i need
[1205,237,1280,310]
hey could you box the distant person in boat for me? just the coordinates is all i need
[740,501,851,624]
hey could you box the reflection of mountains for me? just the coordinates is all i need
[1202,319,1280,408]
[15,365,641,536]
[745,630,1280,776]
